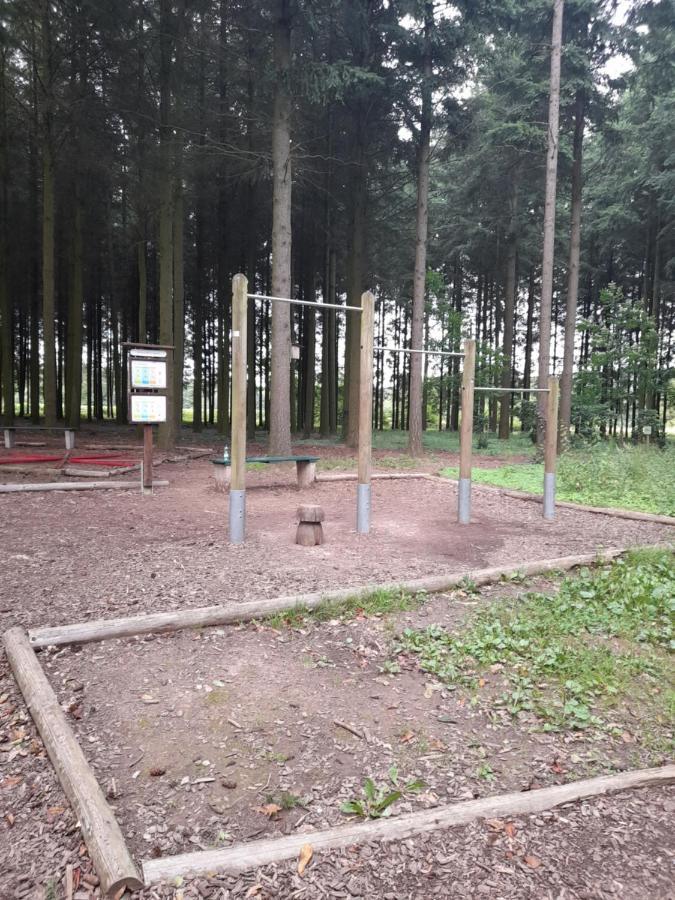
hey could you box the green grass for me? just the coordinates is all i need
[264,587,422,630]
[440,443,675,516]
[395,549,674,735]
[370,429,536,458]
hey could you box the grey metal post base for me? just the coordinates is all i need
[356,483,371,534]
[229,489,246,543]
[543,472,556,520]
[458,477,471,525]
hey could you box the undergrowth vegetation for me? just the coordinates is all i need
[395,549,674,736]
[264,587,421,629]
[440,443,675,515]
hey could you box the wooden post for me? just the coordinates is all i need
[142,424,153,493]
[458,338,475,524]
[3,628,143,896]
[357,291,375,533]
[543,376,559,520]
[229,274,248,542]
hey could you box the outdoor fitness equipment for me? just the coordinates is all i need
[228,275,559,544]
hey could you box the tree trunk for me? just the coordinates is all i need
[559,89,585,445]
[66,198,83,428]
[408,1,433,457]
[269,0,293,454]
[0,41,11,424]
[40,0,57,425]
[498,169,520,440]
[536,0,564,442]
[157,0,175,448]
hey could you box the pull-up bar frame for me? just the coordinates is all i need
[229,279,558,542]
[458,339,559,523]
[230,276,374,543]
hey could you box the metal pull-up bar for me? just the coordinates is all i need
[472,385,549,393]
[248,293,363,313]
[375,345,465,357]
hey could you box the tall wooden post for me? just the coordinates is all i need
[229,274,248,542]
[143,424,153,493]
[458,338,475,524]
[356,291,375,533]
[543,376,559,520]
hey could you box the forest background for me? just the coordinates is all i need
[0,0,672,453]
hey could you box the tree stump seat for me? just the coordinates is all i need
[296,504,325,546]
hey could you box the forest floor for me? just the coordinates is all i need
[0,427,673,899]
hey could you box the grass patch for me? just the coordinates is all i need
[395,549,674,735]
[440,443,675,516]
[371,429,535,459]
[264,587,422,630]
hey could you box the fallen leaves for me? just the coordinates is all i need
[524,854,542,868]
[399,730,415,744]
[0,775,22,789]
[254,803,282,818]
[297,843,313,875]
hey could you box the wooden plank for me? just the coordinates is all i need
[143,764,675,883]
[143,424,153,491]
[543,376,559,519]
[28,546,628,649]
[458,338,475,482]
[3,628,143,896]
[455,480,675,527]
[230,274,248,494]
[357,291,375,490]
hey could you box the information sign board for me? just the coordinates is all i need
[130,394,167,424]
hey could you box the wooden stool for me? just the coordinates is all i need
[296,504,325,546]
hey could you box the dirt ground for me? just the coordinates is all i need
[0,432,673,898]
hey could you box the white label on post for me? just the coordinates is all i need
[642,425,652,435]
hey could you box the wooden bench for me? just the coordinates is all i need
[211,455,319,491]
[4,425,76,451]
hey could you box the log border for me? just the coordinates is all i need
[6,543,672,894]
[142,764,675,884]
[29,546,628,649]
[3,628,143,897]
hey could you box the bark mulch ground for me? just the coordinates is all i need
[0,445,673,899]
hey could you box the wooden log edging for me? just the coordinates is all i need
[143,764,675,884]
[29,547,627,649]
[0,479,169,494]
[438,476,675,526]
[3,628,143,897]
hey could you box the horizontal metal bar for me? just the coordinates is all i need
[473,386,550,393]
[248,293,362,313]
[375,345,464,357]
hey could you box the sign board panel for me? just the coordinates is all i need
[130,358,167,389]
[642,425,652,436]
[130,394,167,424]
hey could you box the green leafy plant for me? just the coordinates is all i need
[395,551,674,734]
[340,767,425,819]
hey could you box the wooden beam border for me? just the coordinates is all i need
[7,544,671,894]
[3,628,143,897]
[29,547,630,649]
[143,765,675,884]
